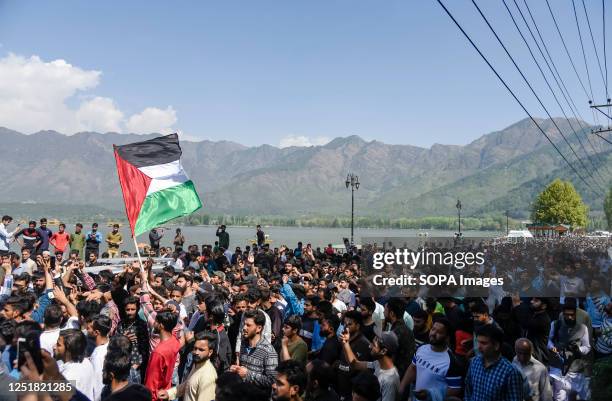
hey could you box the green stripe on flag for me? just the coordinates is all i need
[134,180,202,236]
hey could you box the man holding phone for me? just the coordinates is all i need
[216,225,229,250]
[0,216,20,257]
[85,223,102,259]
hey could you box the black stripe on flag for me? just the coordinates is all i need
[114,133,182,167]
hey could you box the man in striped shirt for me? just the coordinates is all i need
[230,309,278,393]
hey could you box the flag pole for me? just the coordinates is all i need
[133,234,145,272]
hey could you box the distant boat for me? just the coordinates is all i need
[107,221,124,228]
[47,218,61,226]
[249,234,273,246]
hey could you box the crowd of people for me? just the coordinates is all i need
[0,215,611,401]
[362,236,611,299]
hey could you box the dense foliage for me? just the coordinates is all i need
[605,188,612,230]
[531,179,588,229]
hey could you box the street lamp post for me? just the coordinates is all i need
[456,200,462,238]
[506,210,509,235]
[345,173,360,246]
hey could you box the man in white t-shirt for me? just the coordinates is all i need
[40,304,63,356]
[330,285,348,316]
[399,318,464,400]
[87,315,111,401]
[54,329,95,401]
[340,329,400,401]
[40,289,80,356]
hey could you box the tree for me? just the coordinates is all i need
[605,188,612,230]
[531,179,588,229]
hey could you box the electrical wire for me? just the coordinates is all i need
[434,0,600,195]
[516,0,611,182]
[593,131,612,146]
[604,0,609,97]
[572,0,597,104]
[581,0,607,95]
[472,0,603,191]
[545,0,601,131]
[544,0,612,175]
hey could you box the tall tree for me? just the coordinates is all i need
[531,179,588,229]
[605,188,612,230]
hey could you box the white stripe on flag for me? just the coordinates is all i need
[139,160,190,196]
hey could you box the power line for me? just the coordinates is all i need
[545,0,591,101]
[545,0,602,132]
[604,0,609,97]
[581,0,607,96]
[603,0,612,160]
[515,0,611,184]
[571,0,612,170]
[580,0,612,166]
[520,0,581,119]
[505,0,606,187]
[592,105,612,120]
[572,0,597,102]
[434,0,600,195]
[593,131,612,146]
[544,0,612,175]
[525,0,593,124]
[471,0,603,191]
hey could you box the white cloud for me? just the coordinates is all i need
[0,53,179,135]
[76,97,124,132]
[279,135,331,148]
[126,106,177,134]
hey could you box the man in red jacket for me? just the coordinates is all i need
[144,311,181,401]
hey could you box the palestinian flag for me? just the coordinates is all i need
[113,133,202,236]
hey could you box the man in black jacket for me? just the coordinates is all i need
[384,298,415,377]
[256,225,265,247]
[336,310,372,400]
[148,228,164,257]
[526,297,552,365]
[216,225,230,250]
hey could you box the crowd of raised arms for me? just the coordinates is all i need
[0,215,611,401]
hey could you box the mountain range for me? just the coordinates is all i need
[1,117,610,220]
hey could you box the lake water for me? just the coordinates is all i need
[11,224,500,254]
[124,225,498,253]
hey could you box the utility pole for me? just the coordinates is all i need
[345,173,360,245]
[456,200,462,238]
[506,210,509,235]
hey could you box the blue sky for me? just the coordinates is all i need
[0,0,608,148]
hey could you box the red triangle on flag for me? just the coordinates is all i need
[114,148,152,236]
